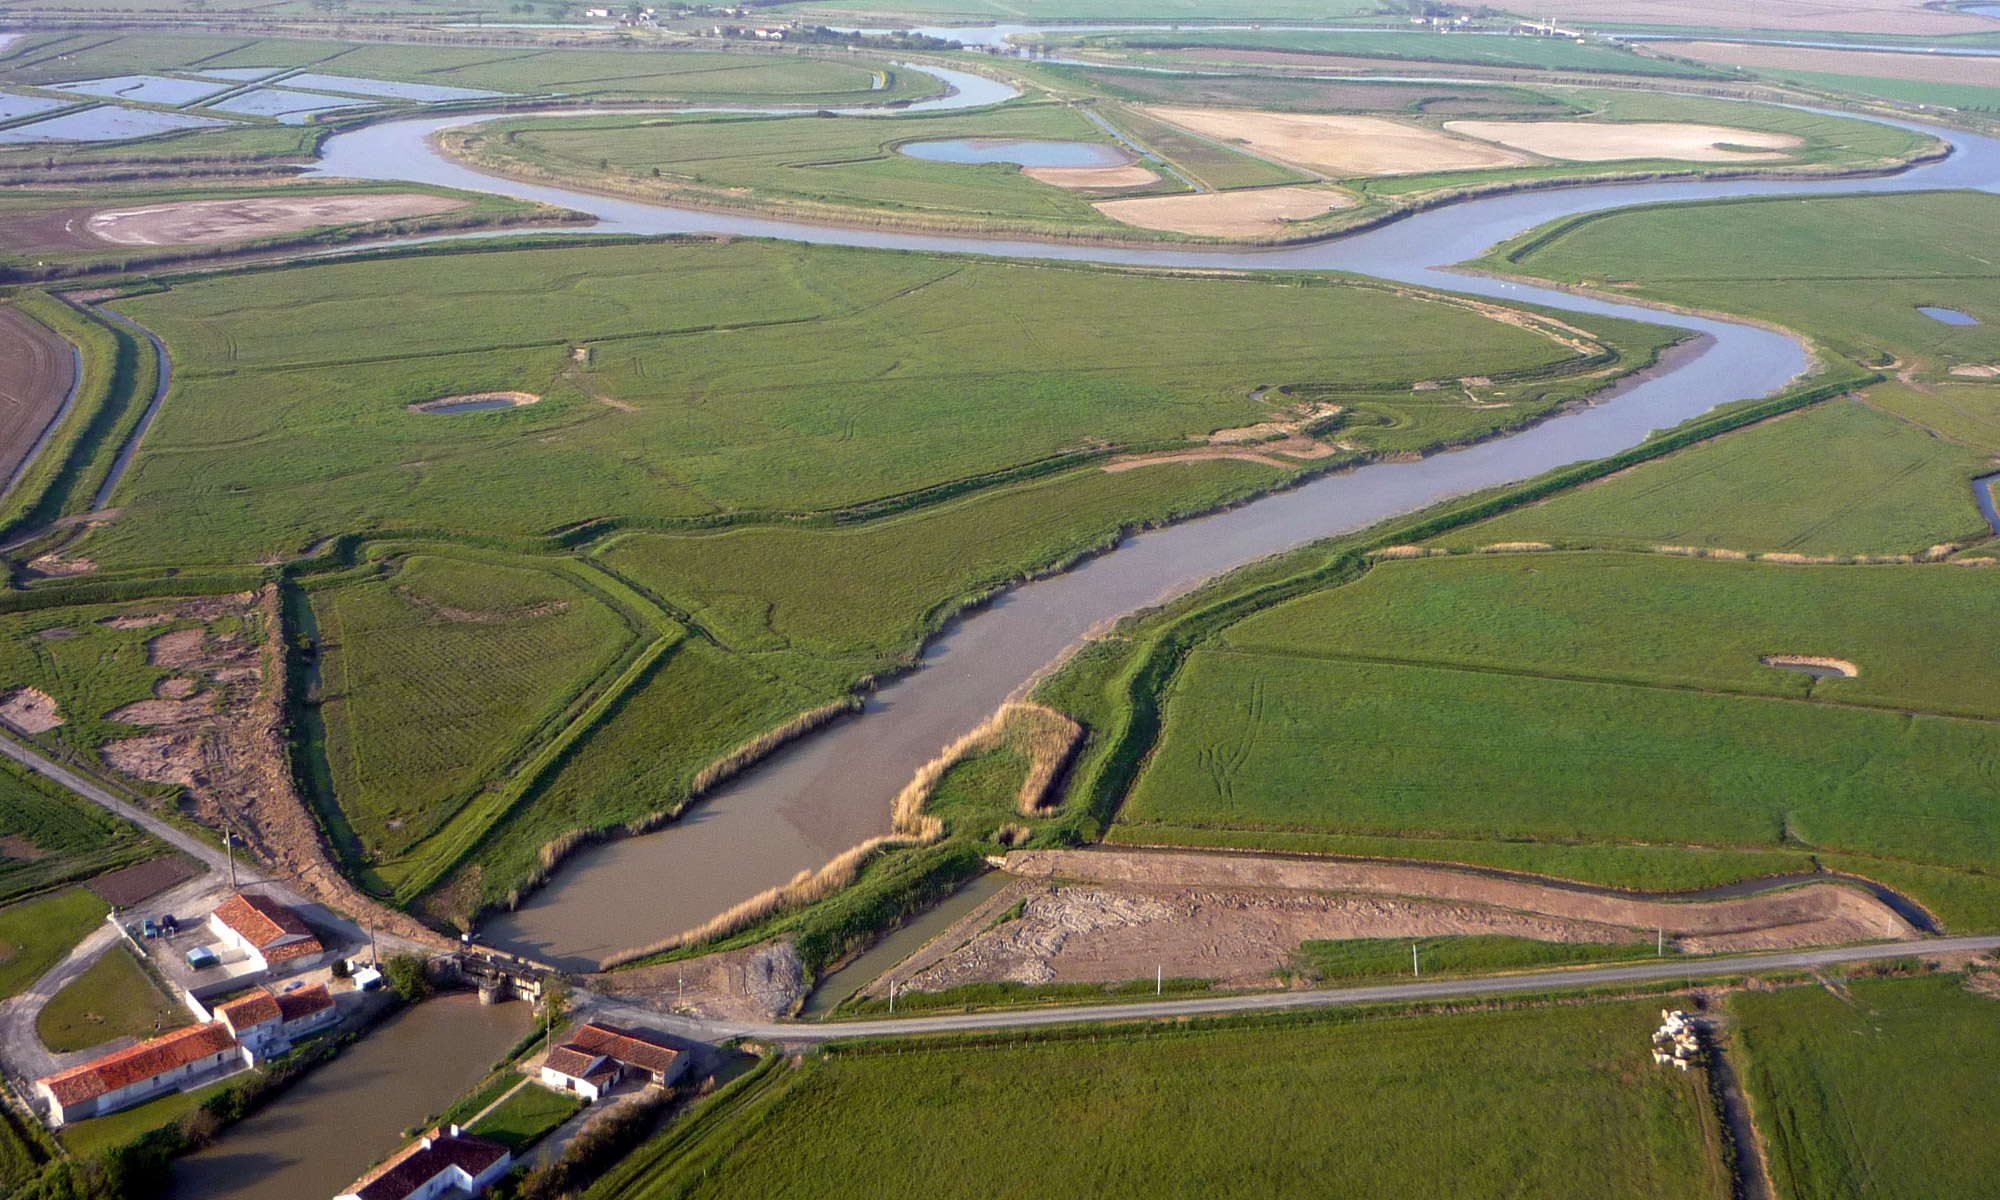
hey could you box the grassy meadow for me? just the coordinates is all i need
[37,945,188,1053]
[1292,935,1656,983]
[467,1083,581,1151]
[86,239,1607,568]
[312,554,638,860]
[1733,973,2000,1200]
[1495,191,2000,372]
[592,999,1728,1200]
[1434,398,1991,556]
[454,102,1178,238]
[0,888,111,999]
[1052,28,1722,77]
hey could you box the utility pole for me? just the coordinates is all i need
[677,970,684,1009]
[368,922,379,967]
[1657,928,1663,956]
[1412,944,1420,978]
[225,827,236,890]
[1156,965,1162,996]
[888,980,895,1014]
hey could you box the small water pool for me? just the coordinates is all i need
[900,138,1134,168]
[1918,305,1982,326]
[408,391,539,415]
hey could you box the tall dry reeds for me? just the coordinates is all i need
[889,701,1083,826]
[689,697,862,797]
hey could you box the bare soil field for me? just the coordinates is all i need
[0,687,63,735]
[1023,164,1162,189]
[0,304,75,487]
[1095,184,1356,236]
[1531,0,1992,35]
[85,854,199,907]
[1660,41,2000,88]
[83,193,470,248]
[588,940,807,1021]
[1002,849,1918,953]
[1444,120,1801,162]
[1143,106,1530,177]
[898,881,1645,990]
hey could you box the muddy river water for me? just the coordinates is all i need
[297,66,2000,970]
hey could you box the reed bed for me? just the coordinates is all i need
[689,697,862,798]
[890,701,1083,829]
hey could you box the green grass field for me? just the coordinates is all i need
[0,33,939,106]
[593,999,1727,1199]
[0,888,111,999]
[1732,973,2000,1200]
[1054,28,1722,77]
[313,554,637,859]
[1118,547,2000,879]
[58,1074,240,1160]
[36,945,189,1053]
[778,0,1377,18]
[85,239,1601,569]
[1064,68,1576,118]
[466,1082,580,1151]
[1092,101,1311,190]
[1494,191,2000,372]
[1293,934,1656,982]
[455,102,1178,238]
[1433,399,1991,556]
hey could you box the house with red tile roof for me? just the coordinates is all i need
[35,1023,248,1126]
[208,892,325,973]
[214,983,340,1060]
[540,1022,686,1101]
[336,1125,511,1200]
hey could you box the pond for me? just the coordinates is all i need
[900,138,1134,168]
[1918,305,1981,325]
[408,391,539,414]
[0,106,235,144]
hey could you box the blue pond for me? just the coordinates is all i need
[1918,305,1982,325]
[899,138,1133,168]
[426,398,520,414]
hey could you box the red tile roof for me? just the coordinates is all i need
[211,893,312,949]
[39,1024,239,1106]
[543,1046,603,1079]
[263,936,324,965]
[277,984,334,1024]
[565,1023,681,1077]
[344,1129,509,1200]
[216,990,281,1031]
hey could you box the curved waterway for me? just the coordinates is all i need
[301,65,2000,970]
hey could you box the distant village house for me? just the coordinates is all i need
[539,1022,686,1101]
[336,1125,511,1200]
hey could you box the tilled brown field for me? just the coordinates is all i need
[0,303,75,487]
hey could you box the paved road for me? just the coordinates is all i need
[590,934,2000,1045]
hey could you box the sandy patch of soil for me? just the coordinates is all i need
[104,613,168,630]
[1004,849,1918,952]
[1761,654,1858,677]
[587,940,806,1022]
[145,625,213,669]
[107,697,214,727]
[1662,39,2000,86]
[1024,164,1161,189]
[1103,447,1296,472]
[1446,120,1801,163]
[0,834,47,861]
[1096,185,1356,237]
[1143,106,1530,176]
[406,390,539,414]
[83,193,471,248]
[0,305,77,487]
[1950,364,2000,378]
[0,688,63,734]
[901,881,1643,991]
[155,677,199,699]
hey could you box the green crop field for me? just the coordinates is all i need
[1052,28,1726,77]
[0,33,939,106]
[1117,547,2000,885]
[593,999,1727,1199]
[0,762,159,907]
[0,888,111,999]
[313,554,638,860]
[467,1082,581,1151]
[454,102,1180,238]
[777,0,1377,19]
[84,239,1610,569]
[1733,973,2000,1200]
[37,945,189,1053]
[1433,399,1991,556]
[1068,68,1576,118]
[1494,191,2000,371]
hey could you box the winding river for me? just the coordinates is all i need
[294,62,2000,970]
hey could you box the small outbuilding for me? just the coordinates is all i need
[336,1125,511,1200]
[540,1022,686,1100]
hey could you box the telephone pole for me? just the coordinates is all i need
[1412,944,1420,977]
